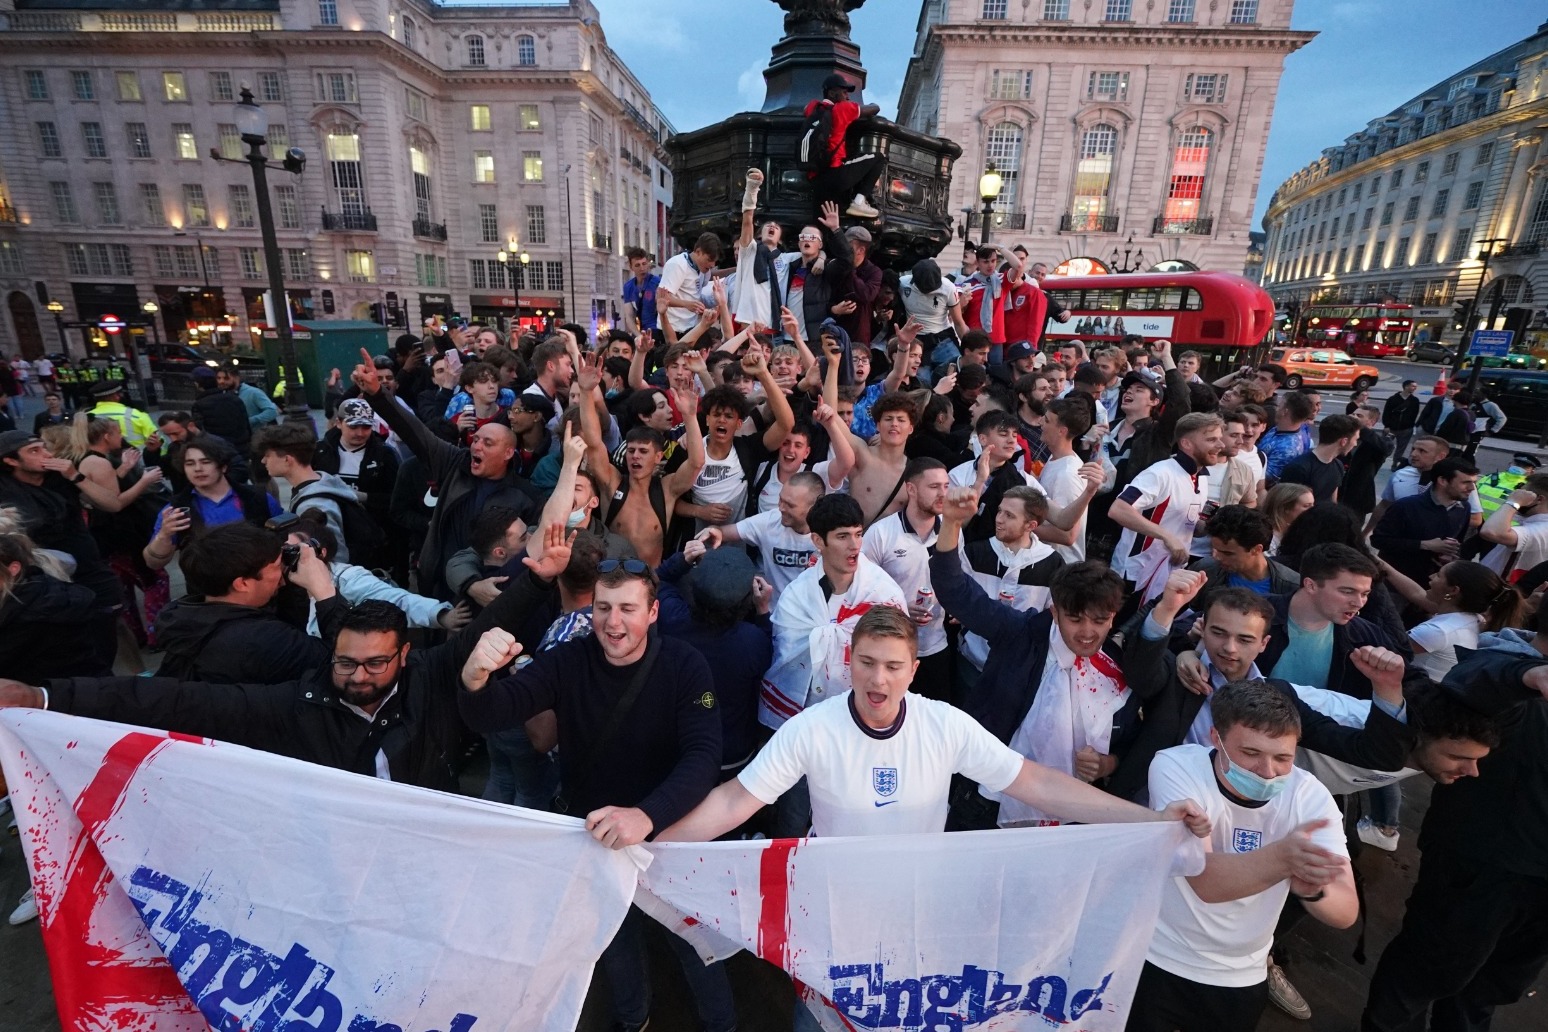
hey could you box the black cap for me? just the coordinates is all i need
[684,548,757,610]
[90,380,124,398]
[0,429,40,460]
[822,73,856,94]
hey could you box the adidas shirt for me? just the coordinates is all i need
[739,691,1023,838]
[861,510,947,657]
[733,508,818,600]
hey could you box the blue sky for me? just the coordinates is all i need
[588,1,1544,226]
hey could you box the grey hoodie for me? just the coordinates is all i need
[1477,628,1542,657]
[291,471,357,563]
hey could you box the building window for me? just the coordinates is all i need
[1184,73,1229,104]
[126,122,152,158]
[401,17,416,49]
[1042,0,1069,17]
[1371,175,1382,193]
[1417,233,1438,265]
[1337,188,1346,207]
[1396,236,1411,266]
[65,243,133,278]
[1162,126,1212,228]
[1474,141,1495,166]
[1352,183,1362,202]
[326,132,366,214]
[172,123,197,160]
[982,0,1008,17]
[1360,207,1374,230]
[1167,0,1195,21]
[285,248,311,280]
[1403,197,1420,222]
[1087,72,1129,102]
[209,71,234,103]
[1104,0,1132,20]
[1072,124,1117,229]
[184,184,209,227]
[24,70,48,101]
[1352,244,1364,271]
[1422,112,1440,137]
[346,249,375,283]
[1391,168,1404,190]
[478,203,498,243]
[0,242,23,277]
[523,151,544,182]
[268,124,288,151]
[218,124,243,161]
[316,73,357,104]
[51,182,78,224]
[545,261,565,291]
[239,247,265,280]
[469,260,487,291]
[71,70,94,101]
[984,122,1023,212]
[1330,217,1339,238]
[1431,189,1450,218]
[466,35,485,67]
[1337,248,1348,273]
[474,150,496,184]
[318,0,338,26]
[517,35,537,66]
[1441,152,1458,176]
[1414,160,1429,183]
[1451,228,1471,263]
[93,182,120,225]
[275,184,301,229]
[1371,239,1386,268]
[989,69,1033,100]
[526,204,547,244]
[163,72,187,102]
[229,185,255,228]
[470,105,492,131]
[410,145,432,220]
[1228,0,1258,23]
[519,104,541,131]
[259,72,284,104]
[140,183,165,226]
[1462,181,1483,211]
[116,71,140,102]
[36,122,61,159]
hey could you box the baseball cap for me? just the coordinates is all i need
[822,73,856,94]
[1007,341,1034,362]
[0,430,41,460]
[191,366,217,385]
[844,226,872,245]
[338,398,376,427]
[684,548,757,609]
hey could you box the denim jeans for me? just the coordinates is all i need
[1366,781,1402,831]
[598,906,738,1032]
[481,728,558,810]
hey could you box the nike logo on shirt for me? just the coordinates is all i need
[874,800,898,808]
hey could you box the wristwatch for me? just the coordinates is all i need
[1293,888,1327,903]
[70,472,86,483]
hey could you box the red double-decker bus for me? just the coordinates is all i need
[1039,271,1276,377]
[1295,303,1414,358]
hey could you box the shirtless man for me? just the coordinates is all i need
[845,390,917,526]
[576,350,704,566]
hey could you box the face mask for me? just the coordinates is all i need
[1217,739,1290,802]
[565,507,588,529]
[605,388,621,400]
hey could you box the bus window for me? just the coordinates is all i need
[1124,288,1160,309]
[1084,289,1123,311]
[1182,288,1203,311]
[1045,290,1081,312]
[1157,287,1185,310]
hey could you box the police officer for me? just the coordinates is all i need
[85,380,157,448]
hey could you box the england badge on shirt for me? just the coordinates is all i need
[872,767,898,798]
[1232,828,1264,853]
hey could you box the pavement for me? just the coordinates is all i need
[3,361,1547,1030]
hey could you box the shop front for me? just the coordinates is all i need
[152,285,228,344]
[419,292,453,325]
[469,293,564,336]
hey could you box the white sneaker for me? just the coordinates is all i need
[846,195,880,219]
[1357,817,1399,852]
[8,887,37,926]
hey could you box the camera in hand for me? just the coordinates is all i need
[280,537,320,573]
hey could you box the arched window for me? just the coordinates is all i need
[1161,126,1213,232]
[517,35,537,66]
[409,145,431,221]
[1071,124,1117,231]
[326,130,366,215]
[466,35,485,67]
[401,16,415,49]
[984,122,1022,212]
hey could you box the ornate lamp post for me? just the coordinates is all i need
[977,164,1003,245]
[495,242,530,335]
[1109,234,1147,273]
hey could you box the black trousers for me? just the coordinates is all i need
[1125,961,1268,1032]
[813,154,884,209]
[910,646,954,704]
[1362,850,1548,1032]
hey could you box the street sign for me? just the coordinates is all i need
[1468,329,1514,358]
[99,314,124,335]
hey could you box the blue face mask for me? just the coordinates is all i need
[1217,740,1290,802]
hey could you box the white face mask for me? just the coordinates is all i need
[565,507,588,529]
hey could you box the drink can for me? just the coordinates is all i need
[462,403,475,415]
[998,587,1017,604]
[914,587,934,609]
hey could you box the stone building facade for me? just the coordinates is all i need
[898,0,1311,275]
[0,0,673,359]
[1261,21,1548,348]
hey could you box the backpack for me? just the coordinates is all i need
[796,101,836,173]
[335,495,388,569]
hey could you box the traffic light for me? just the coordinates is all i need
[1504,306,1532,339]
[369,302,387,325]
[1452,300,1472,331]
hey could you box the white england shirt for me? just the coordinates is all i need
[1482,512,1548,579]
[660,251,709,334]
[1038,452,1089,563]
[1147,744,1347,987]
[1112,454,1208,600]
[739,692,1023,838]
[733,508,818,600]
[861,510,947,657]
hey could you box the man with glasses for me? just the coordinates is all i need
[458,553,732,1032]
[0,524,577,791]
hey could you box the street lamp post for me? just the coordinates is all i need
[45,299,66,353]
[1110,234,1147,274]
[563,164,577,324]
[977,164,1003,246]
[221,86,308,422]
[495,242,530,336]
[135,300,160,406]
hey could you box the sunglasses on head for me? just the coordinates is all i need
[597,558,651,575]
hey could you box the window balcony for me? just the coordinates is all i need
[412,217,447,241]
[1060,213,1119,234]
[321,210,377,232]
[964,208,1028,232]
[1496,241,1540,259]
[592,232,613,250]
[0,201,17,224]
[1153,215,1214,235]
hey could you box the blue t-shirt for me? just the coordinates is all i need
[1259,425,1312,481]
[151,487,284,541]
[622,273,660,332]
[1269,616,1334,690]
[1227,571,1273,593]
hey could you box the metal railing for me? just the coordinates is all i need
[1060,213,1119,233]
[1496,241,1541,259]
[965,209,1028,231]
[1153,215,1214,235]
[321,210,378,232]
[412,217,447,241]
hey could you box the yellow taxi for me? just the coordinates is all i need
[1268,348,1381,391]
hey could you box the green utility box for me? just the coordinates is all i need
[260,321,391,409]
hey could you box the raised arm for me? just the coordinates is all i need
[574,351,620,493]
[930,488,1022,644]
[350,348,458,480]
[883,321,922,393]
[536,427,589,539]
[663,387,706,499]
[738,169,763,250]
[816,402,856,486]
[628,331,651,391]
[747,350,795,451]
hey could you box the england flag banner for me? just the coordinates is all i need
[1,710,1202,1032]
[638,823,1202,1031]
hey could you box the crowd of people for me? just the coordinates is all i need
[2,198,1548,1032]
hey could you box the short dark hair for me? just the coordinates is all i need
[597,560,658,601]
[624,246,650,262]
[1432,457,1480,482]
[1279,391,1316,422]
[692,232,723,261]
[1001,485,1048,523]
[870,391,919,427]
[335,599,409,647]
[180,523,282,597]
[1049,561,1123,619]
[253,422,318,467]
[530,338,568,376]
[1408,682,1503,749]
[559,532,606,597]
[623,425,666,451]
[458,361,498,389]
[904,457,947,483]
[175,434,235,472]
[973,409,1018,436]
[701,384,752,421]
[624,388,668,427]
[470,505,528,559]
[157,411,193,428]
[1256,363,1288,386]
[806,493,865,539]
[959,330,992,353]
[956,364,989,392]
[291,512,340,563]
[1045,397,1092,439]
[1212,679,1301,740]
[1206,504,1273,551]
[1299,542,1378,585]
[1202,587,1275,629]
[1317,413,1361,445]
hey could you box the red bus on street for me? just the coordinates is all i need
[1039,271,1276,378]
[1294,303,1413,358]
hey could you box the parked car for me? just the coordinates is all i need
[143,343,265,377]
[1408,340,1457,364]
[1476,369,1548,441]
[1267,348,1381,391]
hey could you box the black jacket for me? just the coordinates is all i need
[0,569,110,681]
[1107,612,1416,800]
[1341,427,1395,516]
[1254,593,1400,699]
[1419,396,1471,445]
[313,427,400,521]
[192,388,253,452]
[1187,555,1302,603]
[46,570,555,792]
[153,592,349,684]
[786,223,855,339]
[1382,392,1420,434]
